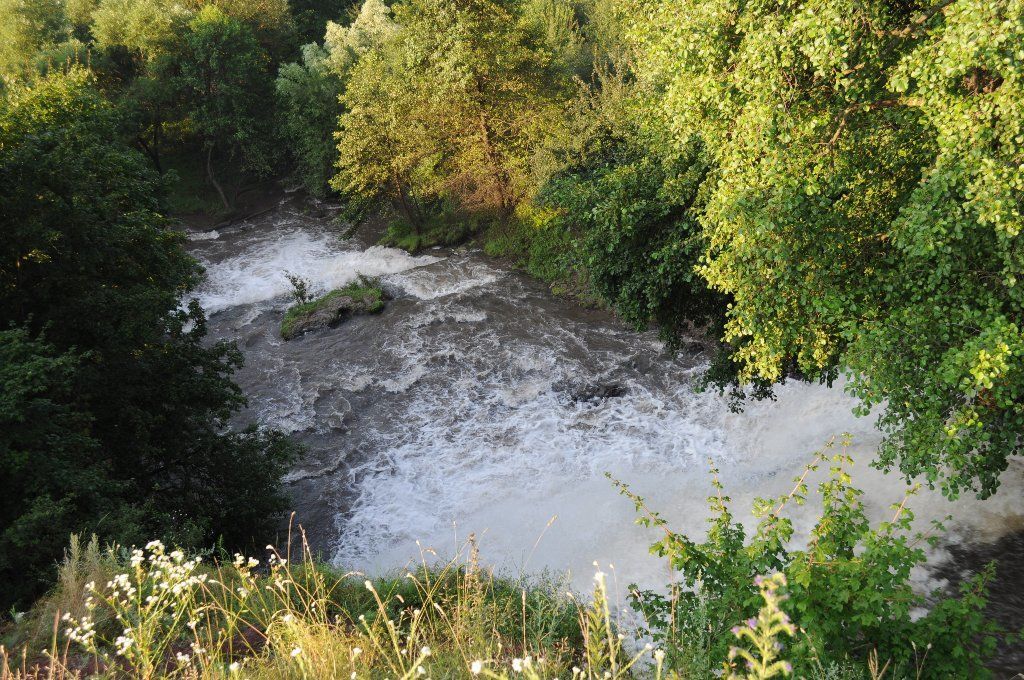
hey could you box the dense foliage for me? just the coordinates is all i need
[333,0,569,231]
[0,69,295,609]
[627,0,1024,498]
[617,440,1005,678]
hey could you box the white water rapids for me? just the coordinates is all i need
[188,199,1024,635]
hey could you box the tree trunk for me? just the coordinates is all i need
[394,177,423,234]
[477,111,510,221]
[206,143,230,211]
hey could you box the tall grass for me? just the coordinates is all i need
[1,526,677,679]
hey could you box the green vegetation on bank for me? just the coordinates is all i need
[2,442,1012,679]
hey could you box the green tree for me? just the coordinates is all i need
[334,0,567,229]
[0,328,120,607]
[629,0,1024,497]
[275,44,343,196]
[176,5,276,209]
[0,68,295,609]
[0,0,71,80]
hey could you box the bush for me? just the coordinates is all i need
[617,436,1005,679]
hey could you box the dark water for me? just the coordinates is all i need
[187,196,1024,675]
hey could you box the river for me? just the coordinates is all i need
[187,195,1024,674]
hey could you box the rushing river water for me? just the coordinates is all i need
[188,196,1024,674]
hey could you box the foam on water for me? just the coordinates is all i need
[194,224,440,313]
[341,363,1024,592]
[187,229,221,241]
[384,257,501,300]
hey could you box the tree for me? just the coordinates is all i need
[334,0,567,228]
[275,43,343,196]
[0,329,120,607]
[628,0,1024,497]
[175,5,276,209]
[0,68,295,609]
[0,0,71,80]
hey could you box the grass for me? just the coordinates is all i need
[280,279,385,340]
[0,528,669,680]
[380,215,483,254]
[0,529,931,680]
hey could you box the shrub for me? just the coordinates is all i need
[617,436,1005,678]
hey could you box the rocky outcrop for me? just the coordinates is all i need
[281,287,385,340]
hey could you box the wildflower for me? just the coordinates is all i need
[282,613,294,623]
[470,660,483,675]
[364,579,375,591]
[114,633,134,656]
[229,662,240,673]
[512,658,523,672]
[654,649,665,663]
[420,646,431,657]
[416,666,425,676]
[291,647,302,658]
[352,647,362,656]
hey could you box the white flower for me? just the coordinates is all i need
[291,647,302,658]
[364,579,375,591]
[229,662,240,673]
[416,666,425,676]
[470,660,483,675]
[654,649,665,663]
[114,633,134,656]
[282,613,294,623]
[352,647,362,656]
[420,646,431,657]
[512,658,523,672]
